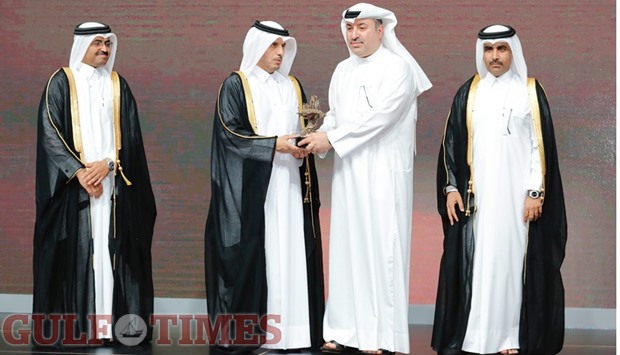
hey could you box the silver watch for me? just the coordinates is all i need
[105,158,115,171]
[527,190,543,199]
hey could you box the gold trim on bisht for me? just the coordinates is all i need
[288,75,312,204]
[46,69,83,170]
[288,75,319,238]
[527,77,546,200]
[111,71,122,156]
[63,68,131,185]
[289,75,304,125]
[464,74,481,216]
[463,75,547,215]
[111,71,132,186]
[234,70,258,134]
[62,67,85,162]
[217,72,272,140]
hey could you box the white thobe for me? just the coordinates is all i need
[321,46,416,353]
[247,67,310,349]
[462,71,542,353]
[74,63,115,339]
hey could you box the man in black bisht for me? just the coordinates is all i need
[204,21,324,353]
[432,25,567,355]
[33,22,156,346]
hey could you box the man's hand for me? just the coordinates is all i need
[82,160,111,186]
[446,191,464,226]
[297,131,332,154]
[76,168,104,198]
[523,197,543,223]
[276,134,308,159]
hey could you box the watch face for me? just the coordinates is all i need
[529,190,540,198]
[108,161,114,171]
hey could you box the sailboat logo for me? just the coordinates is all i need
[114,314,147,346]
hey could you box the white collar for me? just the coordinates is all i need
[76,62,106,81]
[352,44,385,64]
[251,66,284,84]
[482,69,518,87]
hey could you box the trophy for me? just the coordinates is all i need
[297,95,326,147]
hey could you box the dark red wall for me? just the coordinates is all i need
[0,0,614,307]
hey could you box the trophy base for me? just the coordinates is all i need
[296,136,308,148]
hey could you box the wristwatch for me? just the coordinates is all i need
[527,190,543,199]
[105,158,115,171]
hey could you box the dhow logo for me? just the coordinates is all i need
[114,314,147,346]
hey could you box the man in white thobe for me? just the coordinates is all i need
[432,24,567,355]
[463,24,539,355]
[244,22,311,351]
[34,21,156,346]
[300,3,431,354]
[205,20,324,352]
[71,24,118,340]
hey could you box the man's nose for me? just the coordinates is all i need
[350,28,360,39]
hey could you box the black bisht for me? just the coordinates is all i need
[432,75,567,355]
[204,72,324,352]
[33,69,156,346]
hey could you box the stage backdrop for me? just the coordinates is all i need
[0,0,614,309]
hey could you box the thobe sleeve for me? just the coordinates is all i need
[314,72,338,160]
[439,108,460,195]
[319,111,336,133]
[526,110,543,191]
[326,60,415,158]
[315,113,336,160]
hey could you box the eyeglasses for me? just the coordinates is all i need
[91,40,113,48]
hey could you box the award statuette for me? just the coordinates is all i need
[297,95,326,147]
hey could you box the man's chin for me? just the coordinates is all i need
[349,47,363,55]
[94,61,109,68]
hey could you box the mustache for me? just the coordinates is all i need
[490,59,502,65]
[96,50,109,56]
